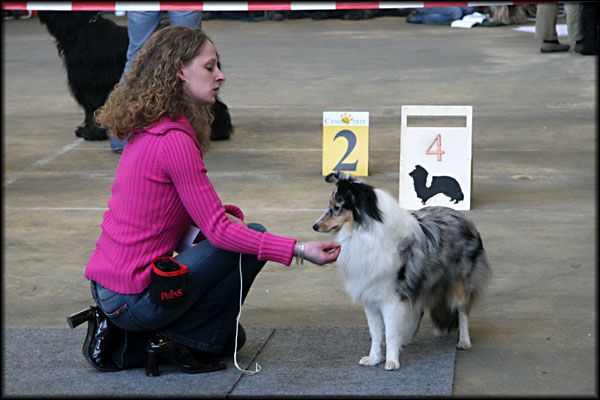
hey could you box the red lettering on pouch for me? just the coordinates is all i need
[161,289,183,300]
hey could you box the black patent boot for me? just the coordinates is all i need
[145,335,226,377]
[67,306,122,372]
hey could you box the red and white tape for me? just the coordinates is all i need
[2,1,560,12]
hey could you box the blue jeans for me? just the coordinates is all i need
[407,7,474,24]
[91,223,266,368]
[123,11,203,74]
[111,11,203,152]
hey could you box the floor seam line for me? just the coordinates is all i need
[3,138,83,187]
[226,327,276,398]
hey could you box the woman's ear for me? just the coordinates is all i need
[177,61,186,82]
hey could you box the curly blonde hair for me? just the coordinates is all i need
[95,26,214,152]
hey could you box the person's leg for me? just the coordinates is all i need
[123,11,163,75]
[407,8,451,24]
[92,223,267,366]
[110,11,162,153]
[94,244,248,331]
[90,281,151,369]
[442,7,466,21]
[459,6,475,17]
[162,223,267,353]
[535,3,559,42]
[577,2,599,55]
[414,7,446,16]
[536,4,570,52]
[421,13,450,23]
[418,7,467,22]
[167,11,203,28]
[565,2,583,47]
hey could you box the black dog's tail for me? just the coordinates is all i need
[210,97,234,140]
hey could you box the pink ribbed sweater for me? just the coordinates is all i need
[85,116,296,294]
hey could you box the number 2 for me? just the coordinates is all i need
[426,134,445,161]
[332,129,358,171]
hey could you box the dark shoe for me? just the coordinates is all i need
[573,40,596,55]
[67,306,122,372]
[145,336,226,376]
[540,40,570,53]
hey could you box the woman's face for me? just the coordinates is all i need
[178,41,225,105]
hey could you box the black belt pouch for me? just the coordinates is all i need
[149,256,189,307]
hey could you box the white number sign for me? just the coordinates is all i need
[399,105,472,210]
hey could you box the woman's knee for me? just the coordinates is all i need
[247,222,267,233]
[239,223,268,277]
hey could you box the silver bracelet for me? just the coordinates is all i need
[296,242,305,265]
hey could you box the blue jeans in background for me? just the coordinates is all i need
[110,11,203,153]
[407,7,475,24]
[123,11,203,74]
[91,223,267,368]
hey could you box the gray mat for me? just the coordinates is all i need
[3,326,455,397]
[232,326,456,397]
[2,327,272,398]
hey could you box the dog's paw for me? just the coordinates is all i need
[80,126,108,141]
[385,359,400,370]
[456,341,472,350]
[75,125,85,138]
[359,356,382,367]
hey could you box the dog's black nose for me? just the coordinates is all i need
[312,223,320,232]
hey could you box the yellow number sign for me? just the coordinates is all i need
[322,112,369,176]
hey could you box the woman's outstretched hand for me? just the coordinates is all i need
[295,241,341,265]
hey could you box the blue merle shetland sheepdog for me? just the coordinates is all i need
[313,172,491,370]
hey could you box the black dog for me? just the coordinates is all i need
[38,11,233,141]
[409,165,464,205]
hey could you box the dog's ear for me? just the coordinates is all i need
[326,172,356,184]
[325,171,355,183]
[325,172,341,184]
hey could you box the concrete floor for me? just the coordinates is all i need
[3,13,597,396]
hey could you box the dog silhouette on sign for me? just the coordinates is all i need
[409,165,464,205]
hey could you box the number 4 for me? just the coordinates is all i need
[426,134,445,161]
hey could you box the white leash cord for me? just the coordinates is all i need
[233,253,262,375]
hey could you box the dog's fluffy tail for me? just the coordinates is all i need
[429,298,459,334]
